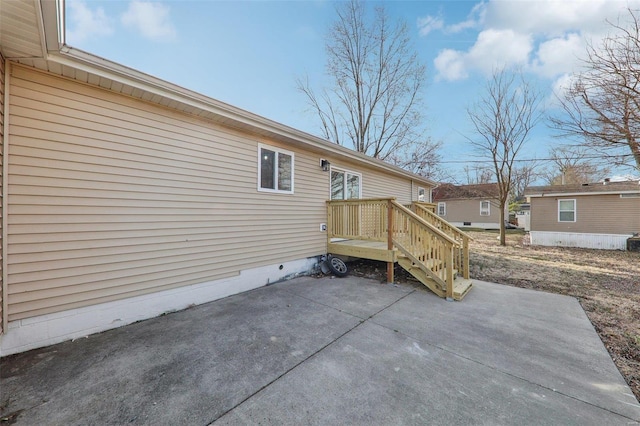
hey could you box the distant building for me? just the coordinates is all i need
[525,180,640,250]
[432,183,506,230]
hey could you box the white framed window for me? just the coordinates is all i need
[258,144,294,194]
[330,168,362,200]
[418,187,425,202]
[437,202,446,216]
[480,200,490,216]
[558,199,576,222]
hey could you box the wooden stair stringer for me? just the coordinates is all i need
[397,255,473,301]
[397,255,446,298]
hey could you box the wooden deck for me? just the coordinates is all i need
[329,238,473,300]
[328,239,398,263]
[326,198,473,301]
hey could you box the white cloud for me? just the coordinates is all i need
[468,29,532,72]
[418,2,485,36]
[531,34,584,77]
[121,1,177,41]
[550,73,575,101]
[417,15,444,37]
[431,0,640,81]
[65,0,113,43]
[435,29,531,81]
[483,0,632,36]
[445,2,486,33]
[434,49,467,81]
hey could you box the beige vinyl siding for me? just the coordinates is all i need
[437,198,502,224]
[530,194,640,234]
[411,183,429,203]
[6,65,329,321]
[0,54,5,333]
[329,159,415,204]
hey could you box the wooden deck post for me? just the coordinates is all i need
[446,244,454,301]
[463,237,470,279]
[326,202,332,247]
[387,199,394,284]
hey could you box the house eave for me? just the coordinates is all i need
[3,0,436,188]
[527,190,640,198]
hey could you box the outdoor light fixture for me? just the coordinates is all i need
[321,159,331,171]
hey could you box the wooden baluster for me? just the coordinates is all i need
[446,243,454,300]
[387,200,394,284]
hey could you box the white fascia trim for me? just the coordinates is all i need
[46,47,435,189]
[33,0,49,58]
[0,256,319,356]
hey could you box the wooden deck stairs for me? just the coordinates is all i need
[326,198,473,301]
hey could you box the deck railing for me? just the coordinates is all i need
[326,198,390,241]
[410,202,472,280]
[389,200,458,297]
[327,198,469,299]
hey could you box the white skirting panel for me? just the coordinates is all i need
[0,256,319,357]
[530,231,632,250]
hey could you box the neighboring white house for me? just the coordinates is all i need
[515,203,531,231]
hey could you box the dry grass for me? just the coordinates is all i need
[348,230,640,400]
[467,230,640,400]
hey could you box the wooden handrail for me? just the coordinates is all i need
[412,203,474,242]
[326,197,395,204]
[412,202,471,280]
[391,201,458,246]
[413,201,437,212]
[326,198,469,292]
[389,201,455,297]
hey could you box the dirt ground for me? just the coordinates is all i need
[348,230,640,401]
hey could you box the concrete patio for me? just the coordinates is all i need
[1,276,639,425]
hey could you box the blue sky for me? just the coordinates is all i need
[65,0,640,181]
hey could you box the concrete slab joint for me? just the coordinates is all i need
[0,277,638,425]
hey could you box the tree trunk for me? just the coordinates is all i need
[499,202,506,246]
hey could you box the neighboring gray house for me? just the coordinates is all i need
[525,180,640,250]
[432,183,505,230]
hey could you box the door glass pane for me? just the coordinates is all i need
[260,149,275,189]
[277,152,292,191]
[346,173,360,199]
[331,171,344,200]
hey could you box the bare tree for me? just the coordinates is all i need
[462,165,494,185]
[386,139,443,180]
[550,8,640,172]
[539,146,611,185]
[510,164,538,202]
[297,0,438,172]
[467,69,542,245]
